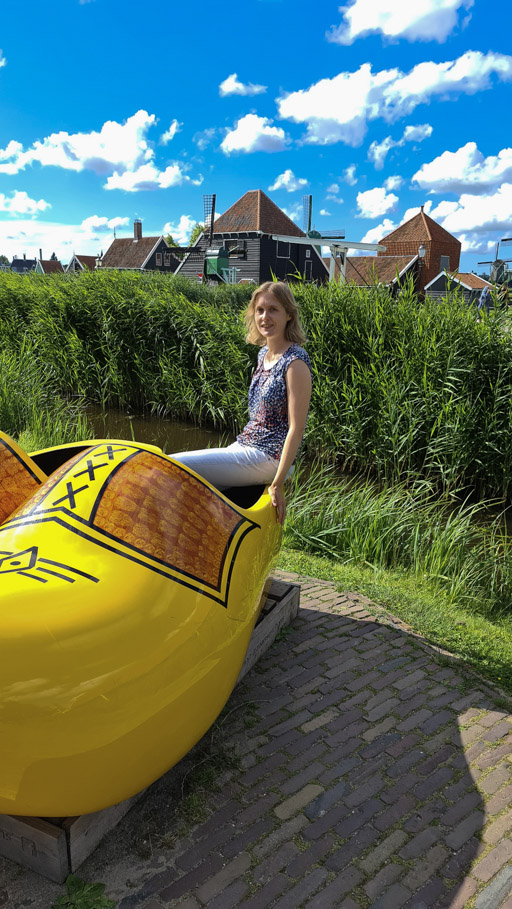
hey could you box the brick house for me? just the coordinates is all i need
[99,221,181,273]
[378,207,461,294]
[176,190,329,284]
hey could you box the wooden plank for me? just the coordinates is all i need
[237,582,300,683]
[0,814,69,883]
[64,788,147,871]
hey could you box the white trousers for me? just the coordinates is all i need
[170,441,279,489]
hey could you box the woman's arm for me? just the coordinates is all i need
[269,358,312,525]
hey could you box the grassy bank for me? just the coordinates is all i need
[280,465,512,693]
[1,271,512,497]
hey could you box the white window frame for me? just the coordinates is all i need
[156,252,163,266]
[277,241,290,259]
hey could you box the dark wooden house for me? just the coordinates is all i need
[10,254,36,274]
[99,221,182,273]
[424,271,492,305]
[176,190,329,284]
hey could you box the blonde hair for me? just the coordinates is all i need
[244,281,307,346]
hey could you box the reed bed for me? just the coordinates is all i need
[284,464,512,624]
[0,342,92,451]
[1,270,512,498]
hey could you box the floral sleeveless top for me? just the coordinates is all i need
[237,344,312,461]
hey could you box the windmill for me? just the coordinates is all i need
[477,238,512,285]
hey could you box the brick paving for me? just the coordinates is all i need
[2,571,512,908]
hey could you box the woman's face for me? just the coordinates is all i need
[254,292,291,343]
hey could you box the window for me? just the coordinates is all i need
[306,249,311,258]
[440,255,450,272]
[156,253,162,266]
[164,254,171,267]
[226,239,246,258]
[277,241,290,258]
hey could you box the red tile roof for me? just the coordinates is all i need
[74,255,98,271]
[39,259,64,274]
[213,190,305,238]
[324,255,416,284]
[452,272,492,290]
[380,209,458,248]
[100,237,161,269]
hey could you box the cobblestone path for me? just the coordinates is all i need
[2,572,512,908]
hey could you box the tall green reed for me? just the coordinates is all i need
[284,464,512,622]
[2,270,512,498]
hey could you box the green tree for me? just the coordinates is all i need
[189,223,205,246]
[165,234,179,247]
[0,255,9,266]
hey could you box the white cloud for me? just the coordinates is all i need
[413,142,512,194]
[281,202,303,224]
[221,114,288,154]
[268,169,309,192]
[193,128,218,151]
[327,0,474,45]
[0,214,131,261]
[0,191,50,216]
[357,187,399,218]
[368,123,433,168]
[163,215,196,246]
[277,51,509,146]
[343,165,357,185]
[0,110,157,176]
[326,194,344,204]
[105,162,202,192]
[219,73,267,97]
[327,182,340,193]
[319,209,331,216]
[403,124,433,142]
[360,218,397,244]
[160,120,182,144]
[384,175,403,191]
[80,215,129,233]
[0,50,6,68]
[368,137,395,169]
[430,185,512,235]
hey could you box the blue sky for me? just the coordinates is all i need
[0,0,510,272]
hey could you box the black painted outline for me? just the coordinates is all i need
[0,514,255,607]
[0,437,42,484]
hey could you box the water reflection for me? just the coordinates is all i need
[86,406,234,455]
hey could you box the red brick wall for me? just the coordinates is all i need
[380,238,461,292]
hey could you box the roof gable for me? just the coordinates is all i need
[100,237,164,269]
[213,190,305,238]
[39,259,64,274]
[381,210,460,248]
[325,255,417,285]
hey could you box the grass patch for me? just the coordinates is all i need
[277,546,512,695]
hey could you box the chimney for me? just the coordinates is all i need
[39,248,42,261]
[420,205,424,213]
[134,219,142,242]
[23,253,26,259]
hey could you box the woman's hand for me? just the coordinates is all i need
[269,482,286,525]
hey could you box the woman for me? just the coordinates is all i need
[172,281,312,525]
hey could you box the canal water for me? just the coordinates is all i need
[86,406,234,454]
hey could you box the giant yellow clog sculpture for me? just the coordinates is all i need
[0,431,281,816]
